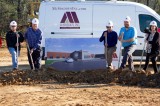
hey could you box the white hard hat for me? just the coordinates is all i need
[32,18,39,24]
[106,20,113,27]
[124,16,131,22]
[10,21,17,26]
[150,21,157,27]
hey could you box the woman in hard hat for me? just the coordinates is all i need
[6,21,24,70]
[99,20,118,70]
[142,21,160,74]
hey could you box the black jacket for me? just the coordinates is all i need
[99,30,118,47]
[6,31,24,51]
[147,32,159,55]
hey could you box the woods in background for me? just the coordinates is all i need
[0,0,160,37]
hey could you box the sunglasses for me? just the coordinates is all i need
[11,26,16,27]
[106,26,111,28]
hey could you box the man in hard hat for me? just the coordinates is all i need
[99,20,118,69]
[118,16,137,72]
[6,21,24,70]
[25,18,42,71]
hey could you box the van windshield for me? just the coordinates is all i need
[139,14,160,32]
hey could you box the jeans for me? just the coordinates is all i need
[143,53,158,73]
[8,47,19,68]
[27,47,42,70]
[105,46,116,66]
[120,44,137,71]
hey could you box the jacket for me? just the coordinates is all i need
[99,30,118,47]
[6,30,24,51]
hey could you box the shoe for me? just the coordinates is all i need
[146,71,152,75]
[108,66,113,70]
[155,71,160,74]
[34,69,39,72]
[141,69,146,74]
[114,67,123,74]
[12,68,18,71]
[118,67,123,72]
[131,70,136,73]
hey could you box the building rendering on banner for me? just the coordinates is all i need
[47,50,95,60]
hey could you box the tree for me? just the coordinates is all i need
[0,0,160,37]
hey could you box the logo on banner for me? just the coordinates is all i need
[60,12,80,29]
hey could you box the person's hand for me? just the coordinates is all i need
[15,43,19,47]
[121,40,126,42]
[30,49,34,54]
[121,32,124,35]
[119,32,124,41]
[104,32,107,37]
[118,36,121,41]
[105,43,108,47]
[16,34,20,38]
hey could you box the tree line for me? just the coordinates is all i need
[0,0,160,37]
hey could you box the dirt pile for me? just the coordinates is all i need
[0,67,160,87]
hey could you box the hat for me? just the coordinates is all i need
[150,21,157,27]
[32,18,39,24]
[10,21,17,26]
[124,16,131,22]
[106,20,113,27]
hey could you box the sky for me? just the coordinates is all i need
[45,38,104,54]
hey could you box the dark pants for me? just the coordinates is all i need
[120,44,136,71]
[143,53,158,73]
[27,48,42,70]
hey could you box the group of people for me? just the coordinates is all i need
[4,16,160,73]
[6,18,42,71]
[100,16,160,74]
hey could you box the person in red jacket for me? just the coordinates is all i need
[0,36,2,48]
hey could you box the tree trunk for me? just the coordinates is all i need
[146,0,149,6]
[17,0,21,21]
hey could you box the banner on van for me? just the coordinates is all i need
[60,11,80,29]
[45,38,121,71]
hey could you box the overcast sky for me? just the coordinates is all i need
[45,38,104,54]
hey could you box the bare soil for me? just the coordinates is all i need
[0,48,160,106]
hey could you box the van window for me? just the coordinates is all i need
[139,14,160,32]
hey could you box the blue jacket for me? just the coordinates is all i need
[119,27,137,47]
[25,27,42,50]
[99,30,118,47]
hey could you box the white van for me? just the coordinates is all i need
[39,0,160,60]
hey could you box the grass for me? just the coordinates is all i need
[45,59,64,65]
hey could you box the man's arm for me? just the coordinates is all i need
[6,33,14,47]
[122,38,134,43]
[19,32,24,43]
[118,28,124,41]
[33,31,42,50]
[122,27,137,43]
[99,31,105,42]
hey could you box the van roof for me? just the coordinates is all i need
[41,1,160,19]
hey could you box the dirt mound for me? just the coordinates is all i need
[0,67,160,88]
